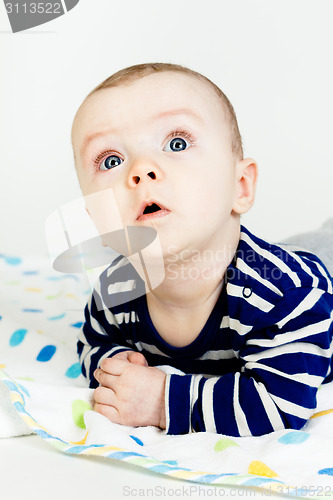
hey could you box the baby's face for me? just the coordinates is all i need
[72,72,242,257]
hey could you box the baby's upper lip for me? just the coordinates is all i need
[136,199,170,219]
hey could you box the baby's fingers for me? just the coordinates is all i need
[94,402,120,424]
[127,351,148,366]
[94,385,116,406]
[99,356,130,375]
[94,368,118,387]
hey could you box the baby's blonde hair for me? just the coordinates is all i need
[88,62,243,160]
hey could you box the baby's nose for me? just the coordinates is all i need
[132,171,157,185]
[128,156,161,187]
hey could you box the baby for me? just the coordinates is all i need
[71,63,333,436]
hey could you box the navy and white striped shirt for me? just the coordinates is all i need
[78,225,333,436]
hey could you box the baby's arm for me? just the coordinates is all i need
[77,256,148,387]
[78,291,167,428]
[77,292,137,387]
[165,287,333,436]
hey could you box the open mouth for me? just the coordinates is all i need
[137,201,170,221]
[143,203,162,215]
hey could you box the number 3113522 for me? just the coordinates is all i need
[5,3,62,14]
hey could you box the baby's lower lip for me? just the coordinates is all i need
[137,209,170,221]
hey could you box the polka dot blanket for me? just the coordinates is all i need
[1,253,333,499]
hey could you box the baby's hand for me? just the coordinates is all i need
[93,351,166,429]
[108,350,149,366]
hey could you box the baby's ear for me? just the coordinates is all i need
[232,158,258,214]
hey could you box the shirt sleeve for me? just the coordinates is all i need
[77,290,135,389]
[165,286,333,436]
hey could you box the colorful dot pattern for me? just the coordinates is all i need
[1,253,333,497]
[65,363,82,379]
[72,400,93,429]
[9,329,28,347]
[0,253,87,399]
[36,345,57,362]
[278,431,310,445]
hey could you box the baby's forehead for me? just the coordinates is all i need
[72,71,227,144]
[91,70,217,98]
[80,72,221,114]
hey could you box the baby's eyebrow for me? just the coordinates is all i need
[79,108,203,155]
[79,128,117,156]
[152,108,204,124]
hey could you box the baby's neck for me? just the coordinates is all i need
[150,262,225,311]
[146,279,224,347]
[144,225,240,347]
[148,224,240,312]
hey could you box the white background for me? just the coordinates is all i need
[0,0,332,257]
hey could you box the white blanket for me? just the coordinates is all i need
[1,252,333,498]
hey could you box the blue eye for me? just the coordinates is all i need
[164,137,190,153]
[100,155,123,171]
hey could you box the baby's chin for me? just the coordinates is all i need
[120,239,166,292]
